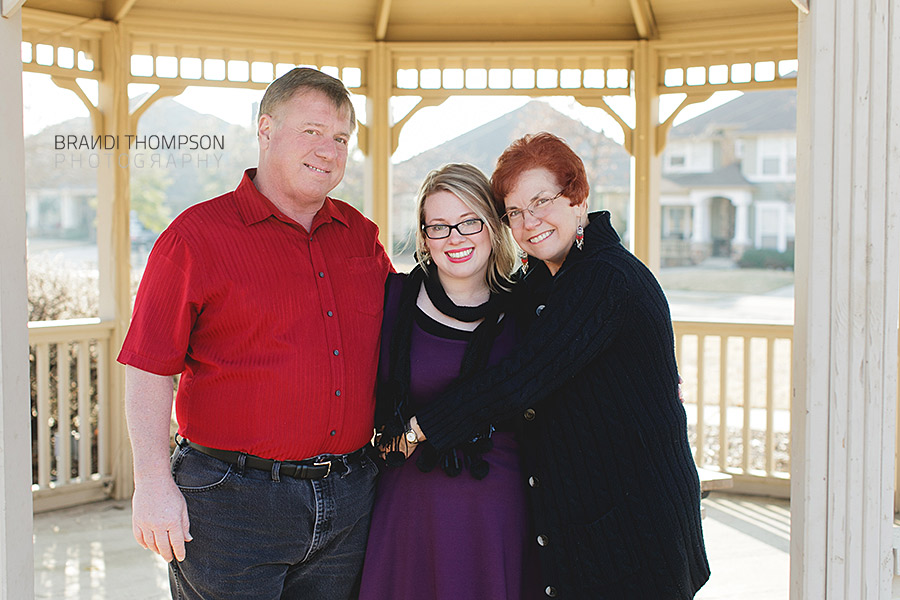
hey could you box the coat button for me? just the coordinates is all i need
[545,586,558,597]
[524,408,536,421]
[535,304,545,316]
[536,534,549,546]
[528,476,540,488]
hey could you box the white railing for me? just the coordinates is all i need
[674,321,793,498]
[25,317,792,510]
[28,319,115,512]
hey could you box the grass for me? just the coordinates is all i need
[658,267,794,294]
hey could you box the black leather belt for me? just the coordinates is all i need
[182,439,366,480]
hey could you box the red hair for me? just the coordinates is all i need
[490,132,590,215]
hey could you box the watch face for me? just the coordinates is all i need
[406,430,417,443]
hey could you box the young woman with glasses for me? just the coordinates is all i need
[397,134,710,599]
[358,163,541,600]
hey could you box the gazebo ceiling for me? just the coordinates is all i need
[23,0,798,42]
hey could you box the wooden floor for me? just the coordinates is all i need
[32,492,789,599]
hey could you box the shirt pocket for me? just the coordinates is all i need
[345,256,387,317]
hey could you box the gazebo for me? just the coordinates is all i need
[1,0,897,597]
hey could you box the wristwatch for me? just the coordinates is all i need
[405,425,419,445]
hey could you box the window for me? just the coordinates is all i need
[663,206,690,239]
[762,157,781,175]
[757,136,796,180]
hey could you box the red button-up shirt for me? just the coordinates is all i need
[118,169,392,460]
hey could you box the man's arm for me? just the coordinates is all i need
[125,365,192,562]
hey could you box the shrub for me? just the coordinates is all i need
[28,257,99,321]
[737,248,794,270]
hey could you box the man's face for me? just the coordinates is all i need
[258,90,352,207]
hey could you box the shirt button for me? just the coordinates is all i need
[524,408,536,421]
[545,586,558,597]
[327,311,334,317]
[535,304,546,316]
[333,350,340,356]
[318,271,325,278]
[330,430,336,436]
[335,390,341,397]
[528,476,540,488]
[537,534,549,546]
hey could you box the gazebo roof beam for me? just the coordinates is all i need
[628,0,658,40]
[375,0,391,41]
[103,0,136,22]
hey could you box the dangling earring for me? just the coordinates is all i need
[575,216,585,251]
[518,249,529,273]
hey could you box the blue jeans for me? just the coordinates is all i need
[168,442,378,600]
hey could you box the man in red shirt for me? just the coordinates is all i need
[118,68,392,600]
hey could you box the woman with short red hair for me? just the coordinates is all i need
[402,132,710,598]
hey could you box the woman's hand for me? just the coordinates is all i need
[378,435,418,460]
[377,417,426,460]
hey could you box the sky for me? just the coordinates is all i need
[22,72,741,163]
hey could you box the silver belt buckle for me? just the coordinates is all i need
[313,461,332,478]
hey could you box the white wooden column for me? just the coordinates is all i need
[365,42,393,251]
[0,5,35,599]
[96,24,134,499]
[690,196,710,244]
[732,196,752,248]
[792,1,900,599]
[632,40,662,271]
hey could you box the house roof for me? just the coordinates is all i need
[662,162,754,188]
[669,86,797,139]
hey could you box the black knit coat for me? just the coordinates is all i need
[416,211,710,599]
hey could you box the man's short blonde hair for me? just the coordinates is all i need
[258,67,355,131]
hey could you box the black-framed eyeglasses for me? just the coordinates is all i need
[502,190,565,226]
[421,218,485,239]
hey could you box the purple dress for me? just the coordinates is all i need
[359,303,540,600]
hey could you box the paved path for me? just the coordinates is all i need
[667,287,794,325]
[33,495,789,599]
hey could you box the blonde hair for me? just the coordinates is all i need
[415,163,517,293]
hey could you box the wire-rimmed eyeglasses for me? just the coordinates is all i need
[502,190,565,226]
[421,218,485,240]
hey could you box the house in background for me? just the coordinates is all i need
[660,87,797,266]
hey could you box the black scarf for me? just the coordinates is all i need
[376,262,506,479]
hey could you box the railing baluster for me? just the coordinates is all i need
[77,341,91,481]
[28,320,117,509]
[719,335,728,472]
[766,337,776,475]
[675,332,682,367]
[97,339,108,477]
[696,335,706,465]
[667,321,792,494]
[742,336,752,474]
[57,343,71,485]
[36,343,51,489]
